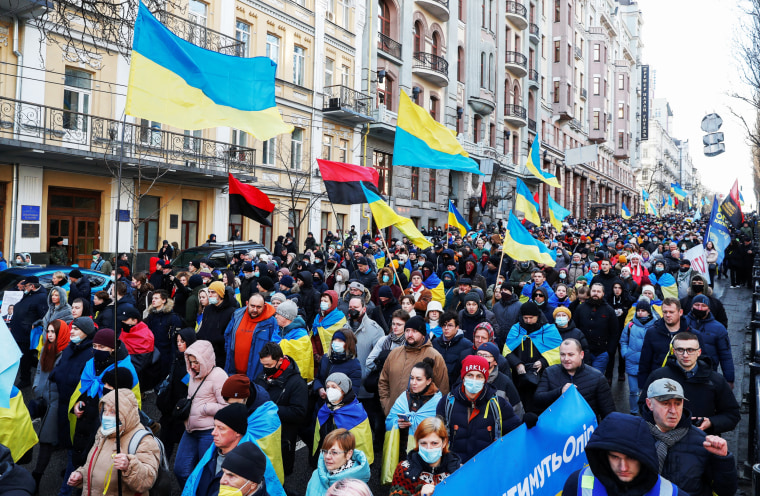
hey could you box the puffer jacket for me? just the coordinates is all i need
[432,331,473,389]
[491,294,521,349]
[685,312,735,383]
[183,340,228,432]
[50,336,94,448]
[223,303,280,381]
[144,299,184,377]
[305,449,371,496]
[566,262,587,285]
[74,389,160,496]
[198,287,239,367]
[533,363,615,418]
[620,314,657,376]
[637,317,700,386]
[679,281,728,328]
[458,304,500,343]
[41,286,73,330]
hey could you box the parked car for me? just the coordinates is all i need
[0,266,109,305]
[171,241,271,272]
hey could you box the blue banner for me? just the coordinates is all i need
[704,195,731,265]
[435,387,597,496]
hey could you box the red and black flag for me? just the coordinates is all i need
[228,173,274,226]
[317,159,381,205]
[719,179,744,228]
[480,181,488,210]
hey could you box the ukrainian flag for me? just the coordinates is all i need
[621,202,632,220]
[448,200,471,236]
[670,183,688,200]
[393,91,482,175]
[502,212,556,267]
[668,195,674,208]
[184,401,287,495]
[647,200,659,217]
[280,329,315,382]
[313,308,347,356]
[503,322,562,366]
[423,272,446,307]
[525,133,561,188]
[547,194,571,231]
[126,3,293,141]
[374,251,386,269]
[642,189,649,201]
[740,191,746,206]
[515,178,541,225]
[361,183,432,249]
[314,397,374,465]
[0,387,38,462]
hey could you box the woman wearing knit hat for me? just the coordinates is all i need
[197,280,238,367]
[434,354,521,463]
[313,329,361,406]
[552,307,591,361]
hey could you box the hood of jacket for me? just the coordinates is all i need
[322,290,340,314]
[283,316,307,334]
[185,339,217,378]
[148,297,176,315]
[377,266,394,284]
[335,268,350,282]
[298,271,314,290]
[315,449,370,488]
[686,274,713,297]
[48,286,68,309]
[585,412,660,493]
[99,388,141,438]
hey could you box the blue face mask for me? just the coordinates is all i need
[71,335,83,344]
[382,275,390,283]
[463,378,484,395]
[332,341,345,353]
[100,414,117,435]
[418,446,443,465]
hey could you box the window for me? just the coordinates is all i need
[567,2,571,25]
[325,57,334,87]
[411,169,419,200]
[229,214,242,241]
[488,0,494,29]
[266,34,280,69]
[413,21,422,53]
[618,102,624,119]
[188,0,207,45]
[181,199,199,249]
[293,46,305,86]
[480,52,486,87]
[553,80,560,103]
[489,53,494,90]
[339,0,350,27]
[322,134,333,160]
[482,0,486,26]
[231,129,247,160]
[235,21,250,57]
[183,129,201,153]
[137,196,160,252]
[373,150,392,195]
[321,212,329,243]
[338,139,349,162]
[553,41,560,62]
[291,128,303,169]
[429,96,439,121]
[593,76,600,95]
[429,170,436,202]
[377,72,393,109]
[432,31,440,56]
[378,0,390,36]
[554,0,560,21]
[341,65,350,86]
[490,122,496,147]
[618,131,624,148]
[474,115,482,143]
[593,110,600,130]
[593,43,600,61]
[617,73,625,90]
[288,209,302,238]
[63,68,92,131]
[262,137,276,165]
[327,0,335,20]
[458,0,463,20]
[567,43,571,63]
[458,47,464,82]
[259,225,272,250]
[139,119,161,147]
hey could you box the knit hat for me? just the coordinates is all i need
[93,328,116,349]
[425,301,443,316]
[410,270,423,281]
[464,292,481,304]
[477,342,501,361]
[641,284,656,296]
[348,281,365,292]
[355,256,369,266]
[279,275,294,288]
[188,274,204,289]
[378,286,393,299]
[102,367,134,389]
[257,276,274,292]
[553,306,572,319]
[332,330,347,342]
[276,299,298,321]
[222,442,267,484]
[618,255,627,264]
[406,316,426,334]
[270,293,287,304]
[207,281,226,298]
[221,374,251,399]
[520,301,541,317]
[72,317,96,337]
[325,372,352,394]
[242,262,254,273]
[636,297,652,315]
[460,354,490,381]
[458,277,473,286]
[199,271,213,279]
[692,294,710,306]
[69,269,83,279]
[214,403,249,435]
[473,322,494,340]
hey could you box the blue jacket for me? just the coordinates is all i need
[224,307,281,382]
[684,312,735,383]
[520,281,555,300]
[313,354,362,393]
[620,315,657,376]
[548,294,571,308]
[306,449,370,496]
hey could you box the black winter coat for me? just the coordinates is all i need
[432,332,473,389]
[49,337,94,448]
[10,287,47,346]
[296,271,321,328]
[573,300,619,356]
[350,268,378,291]
[68,276,91,305]
[492,294,521,349]
[0,444,35,496]
[197,288,238,367]
[556,322,592,363]
[254,357,308,441]
[533,363,615,418]
[458,305,500,342]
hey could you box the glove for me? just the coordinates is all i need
[523,412,539,429]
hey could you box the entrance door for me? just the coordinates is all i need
[48,188,101,267]
[75,218,99,267]
[48,217,73,264]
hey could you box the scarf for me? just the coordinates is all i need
[328,459,355,475]
[647,423,689,471]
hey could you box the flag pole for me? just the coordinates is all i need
[375,223,405,295]
[113,114,125,496]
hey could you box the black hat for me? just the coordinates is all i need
[222,442,267,483]
[257,276,274,292]
[188,274,204,289]
[214,403,249,436]
[69,269,83,279]
[636,297,652,315]
[72,317,96,337]
[22,275,39,285]
[356,256,369,266]
[92,250,100,255]
[406,315,427,334]
[189,260,201,270]
[118,305,142,322]
[464,291,481,304]
[458,277,473,286]
[242,262,254,273]
[102,367,134,389]
[520,301,541,317]
[158,260,171,268]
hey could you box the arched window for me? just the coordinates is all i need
[432,31,440,56]
[457,46,464,82]
[413,21,422,53]
[513,82,521,105]
[474,115,482,143]
[378,0,390,36]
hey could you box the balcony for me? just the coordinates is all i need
[412,52,449,86]
[505,1,528,29]
[528,118,537,133]
[158,11,244,56]
[505,51,528,77]
[529,23,539,43]
[0,0,49,19]
[575,47,583,60]
[378,33,402,60]
[0,96,256,181]
[415,0,449,21]
[322,85,374,125]
[528,69,539,88]
[580,88,588,100]
[504,104,527,127]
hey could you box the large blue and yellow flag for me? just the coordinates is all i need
[313,307,347,357]
[646,200,659,217]
[448,200,471,236]
[314,398,374,465]
[670,183,688,200]
[0,387,38,462]
[502,212,556,267]
[642,189,649,201]
[547,194,570,231]
[126,3,292,140]
[279,327,315,382]
[393,91,482,175]
[621,201,632,219]
[0,319,21,409]
[525,134,561,188]
[362,183,432,249]
[515,178,541,225]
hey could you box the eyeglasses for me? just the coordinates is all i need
[534,294,545,298]
[673,348,699,355]
[320,449,347,457]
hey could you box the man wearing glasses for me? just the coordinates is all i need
[638,332,739,436]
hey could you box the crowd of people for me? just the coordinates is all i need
[0,213,753,496]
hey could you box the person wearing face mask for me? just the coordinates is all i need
[674,259,696,299]
[315,328,362,401]
[371,267,403,304]
[218,441,270,496]
[389,417,461,495]
[272,300,314,382]
[435,355,520,463]
[648,259,678,300]
[684,294,734,386]
[530,287,556,324]
[239,263,257,304]
[618,266,640,297]
[552,307,591,362]
[67,389,160,496]
[331,268,351,296]
[117,306,156,378]
[440,270,458,310]
[679,274,728,328]
[312,375,375,467]
[509,260,534,289]
[198,281,240,368]
[313,291,348,358]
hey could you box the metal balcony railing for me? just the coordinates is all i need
[505,51,527,68]
[504,104,527,119]
[529,23,539,37]
[158,10,244,56]
[422,0,449,9]
[505,1,527,18]
[413,52,449,76]
[529,69,538,82]
[378,33,401,58]
[323,85,372,116]
[0,96,256,173]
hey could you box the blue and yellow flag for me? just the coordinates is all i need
[448,200,471,236]
[646,200,659,217]
[503,321,563,365]
[525,134,561,188]
[621,202,632,219]
[502,212,556,267]
[393,91,482,175]
[126,3,292,141]
[642,189,649,201]
[547,194,570,231]
[313,308,347,357]
[515,178,541,225]
[279,327,315,382]
[373,251,386,269]
[670,183,688,200]
[422,272,446,307]
[362,183,432,249]
[315,398,374,465]
[668,195,674,208]
[0,387,38,462]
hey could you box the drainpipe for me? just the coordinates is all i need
[12,15,23,135]
[9,164,18,262]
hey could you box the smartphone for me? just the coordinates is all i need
[397,414,409,422]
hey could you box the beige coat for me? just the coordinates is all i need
[378,340,450,415]
[74,389,160,496]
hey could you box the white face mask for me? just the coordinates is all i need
[336,275,343,282]
[326,387,343,404]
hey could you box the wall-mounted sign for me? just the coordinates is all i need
[20,205,40,221]
[170,214,179,229]
[117,210,130,222]
[640,65,650,141]
[21,223,39,238]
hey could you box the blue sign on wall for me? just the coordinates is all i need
[117,210,131,222]
[21,205,40,221]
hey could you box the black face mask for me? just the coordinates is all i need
[692,309,708,320]
[94,349,114,373]
[691,284,704,294]
[121,322,134,334]
[679,267,690,272]
[522,320,541,332]
[263,366,278,376]
[348,309,360,320]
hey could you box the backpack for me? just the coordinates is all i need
[128,428,171,496]
[443,392,502,441]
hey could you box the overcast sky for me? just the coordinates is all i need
[637,0,755,209]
